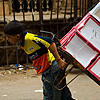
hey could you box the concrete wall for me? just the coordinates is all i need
[0,1,9,16]
[0,0,99,16]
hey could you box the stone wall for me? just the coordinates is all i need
[0,1,9,16]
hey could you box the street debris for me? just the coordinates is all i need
[2,94,8,97]
[34,90,43,92]
[0,64,38,78]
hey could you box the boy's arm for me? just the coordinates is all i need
[48,42,67,70]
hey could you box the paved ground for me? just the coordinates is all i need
[0,67,100,100]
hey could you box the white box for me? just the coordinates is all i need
[61,32,99,68]
[90,2,100,22]
[87,56,100,81]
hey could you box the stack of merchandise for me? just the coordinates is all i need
[60,2,100,85]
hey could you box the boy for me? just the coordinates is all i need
[4,20,75,100]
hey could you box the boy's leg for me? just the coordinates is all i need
[60,74,75,100]
[42,78,53,100]
[42,61,75,100]
[42,73,62,100]
[61,85,75,100]
[53,86,61,100]
[53,67,75,100]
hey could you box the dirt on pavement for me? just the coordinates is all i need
[0,68,100,100]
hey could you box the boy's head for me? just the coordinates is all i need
[4,20,23,35]
[4,20,24,44]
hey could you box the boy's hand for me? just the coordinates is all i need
[56,58,67,70]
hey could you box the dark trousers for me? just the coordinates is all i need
[42,61,75,100]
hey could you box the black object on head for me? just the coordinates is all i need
[4,20,23,35]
